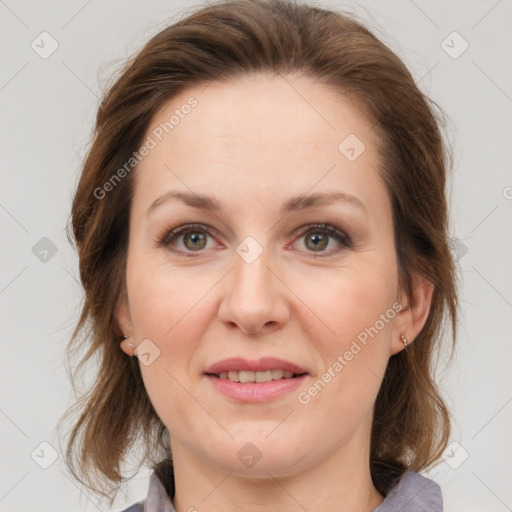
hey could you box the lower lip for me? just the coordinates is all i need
[205,374,308,402]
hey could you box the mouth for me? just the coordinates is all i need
[203,357,309,402]
[207,369,307,383]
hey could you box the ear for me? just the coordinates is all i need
[390,272,434,356]
[115,291,134,356]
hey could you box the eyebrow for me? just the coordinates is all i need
[146,190,367,217]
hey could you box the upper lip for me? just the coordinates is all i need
[204,357,308,375]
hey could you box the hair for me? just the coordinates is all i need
[60,0,458,505]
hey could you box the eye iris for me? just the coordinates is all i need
[184,232,206,250]
[306,233,328,251]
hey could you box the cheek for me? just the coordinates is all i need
[126,261,212,432]
[294,258,397,410]
[297,261,397,347]
[126,252,210,343]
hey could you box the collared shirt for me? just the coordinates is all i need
[121,469,443,512]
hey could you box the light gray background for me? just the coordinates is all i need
[1,1,511,511]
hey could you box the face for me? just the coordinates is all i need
[117,72,416,477]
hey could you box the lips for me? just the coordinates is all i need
[204,357,308,376]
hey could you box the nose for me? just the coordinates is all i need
[218,249,290,334]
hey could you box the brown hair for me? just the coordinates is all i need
[60,0,457,504]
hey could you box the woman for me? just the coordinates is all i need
[61,0,458,510]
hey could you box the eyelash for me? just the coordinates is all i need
[157,222,353,258]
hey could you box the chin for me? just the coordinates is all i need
[199,430,310,478]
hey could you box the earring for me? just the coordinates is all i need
[401,335,408,347]
[121,335,136,356]
[122,335,135,346]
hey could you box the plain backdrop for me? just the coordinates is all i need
[1,1,511,511]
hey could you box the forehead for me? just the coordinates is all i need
[132,72,386,217]
[146,72,375,155]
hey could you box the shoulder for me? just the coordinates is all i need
[119,502,144,512]
[373,471,443,512]
[117,461,175,512]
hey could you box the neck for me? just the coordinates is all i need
[170,435,384,512]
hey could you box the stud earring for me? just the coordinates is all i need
[123,335,135,346]
[401,335,408,347]
[121,335,136,356]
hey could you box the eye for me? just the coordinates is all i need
[289,223,353,257]
[159,223,219,256]
[158,222,353,257]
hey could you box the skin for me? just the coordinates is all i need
[116,72,433,512]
